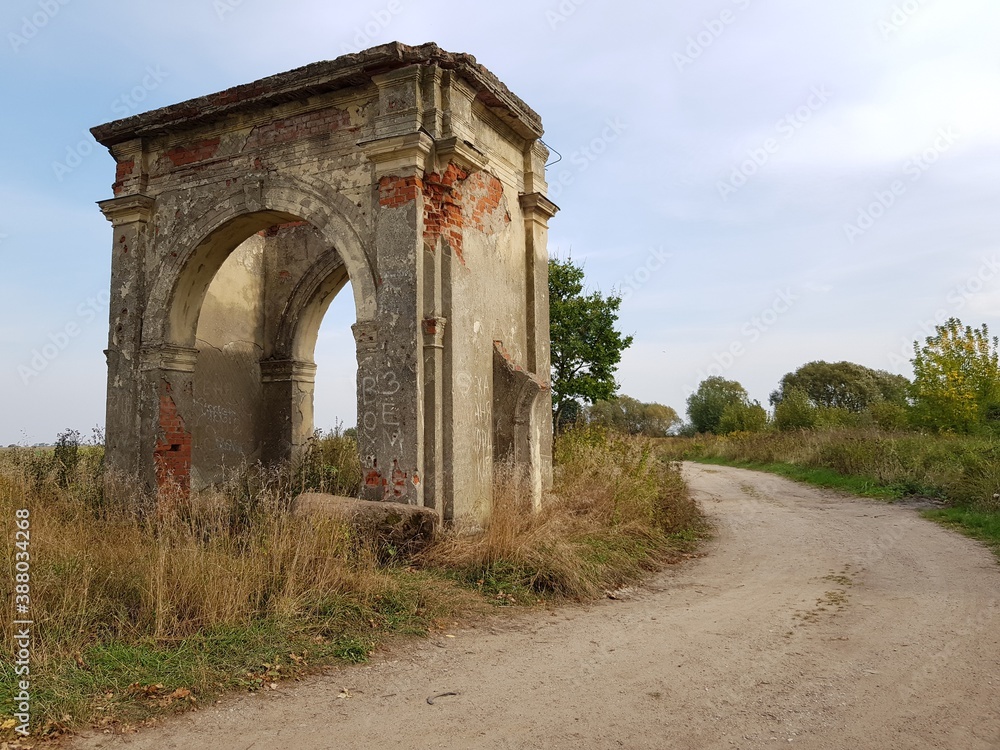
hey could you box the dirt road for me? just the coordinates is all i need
[73,464,1000,749]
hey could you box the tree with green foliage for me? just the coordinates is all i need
[718,400,769,434]
[911,318,1000,432]
[588,395,681,437]
[549,257,634,428]
[686,377,750,434]
[770,361,909,412]
[773,387,817,430]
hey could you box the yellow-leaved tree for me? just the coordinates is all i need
[911,318,1000,432]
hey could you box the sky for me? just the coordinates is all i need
[1,0,999,444]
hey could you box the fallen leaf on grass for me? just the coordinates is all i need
[127,683,164,697]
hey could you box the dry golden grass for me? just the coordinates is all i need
[422,427,704,601]
[1,457,411,653]
[0,427,703,735]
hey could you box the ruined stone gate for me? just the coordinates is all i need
[91,43,557,521]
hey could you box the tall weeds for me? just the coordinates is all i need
[0,427,703,732]
[422,427,703,601]
[0,445,442,734]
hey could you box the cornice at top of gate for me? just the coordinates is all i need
[90,42,543,148]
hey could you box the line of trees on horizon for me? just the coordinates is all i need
[680,318,1000,436]
[545,255,1000,439]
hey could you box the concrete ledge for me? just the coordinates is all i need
[293,493,437,554]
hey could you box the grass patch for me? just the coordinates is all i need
[665,428,1000,561]
[0,427,705,738]
[661,429,999,505]
[691,455,904,500]
[922,508,1000,557]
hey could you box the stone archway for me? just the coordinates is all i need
[92,43,558,521]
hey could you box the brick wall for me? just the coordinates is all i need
[378,164,509,263]
[154,383,192,491]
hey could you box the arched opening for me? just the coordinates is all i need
[161,212,364,490]
[313,280,358,434]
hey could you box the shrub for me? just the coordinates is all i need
[869,401,911,431]
[773,388,816,430]
[292,427,363,496]
[718,401,769,434]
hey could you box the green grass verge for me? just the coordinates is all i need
[0,570,451,739]
[689,455,1000,562]
[689,456,904,500]
[922,508,1000,557]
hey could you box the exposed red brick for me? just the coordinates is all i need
[378,175,423,207]
[379,164,508,264]
[390,461,407,499]
[245,107,352,150]
[154,388,191,492]
[165,137,222,167]
[112,159,135,195]
[466,171,510,232]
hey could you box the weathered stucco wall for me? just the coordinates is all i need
[192,235,265,488]
[93,42,557,521]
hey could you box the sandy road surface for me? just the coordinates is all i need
[72,464,1000,749]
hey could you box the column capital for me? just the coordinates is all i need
[98,194,155,226]
[358,131,434,177]
[260,359,318,384]
[422,317,447,349]
[140,344,198,374]
[353,320,380,353]
[519,193,560,226]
